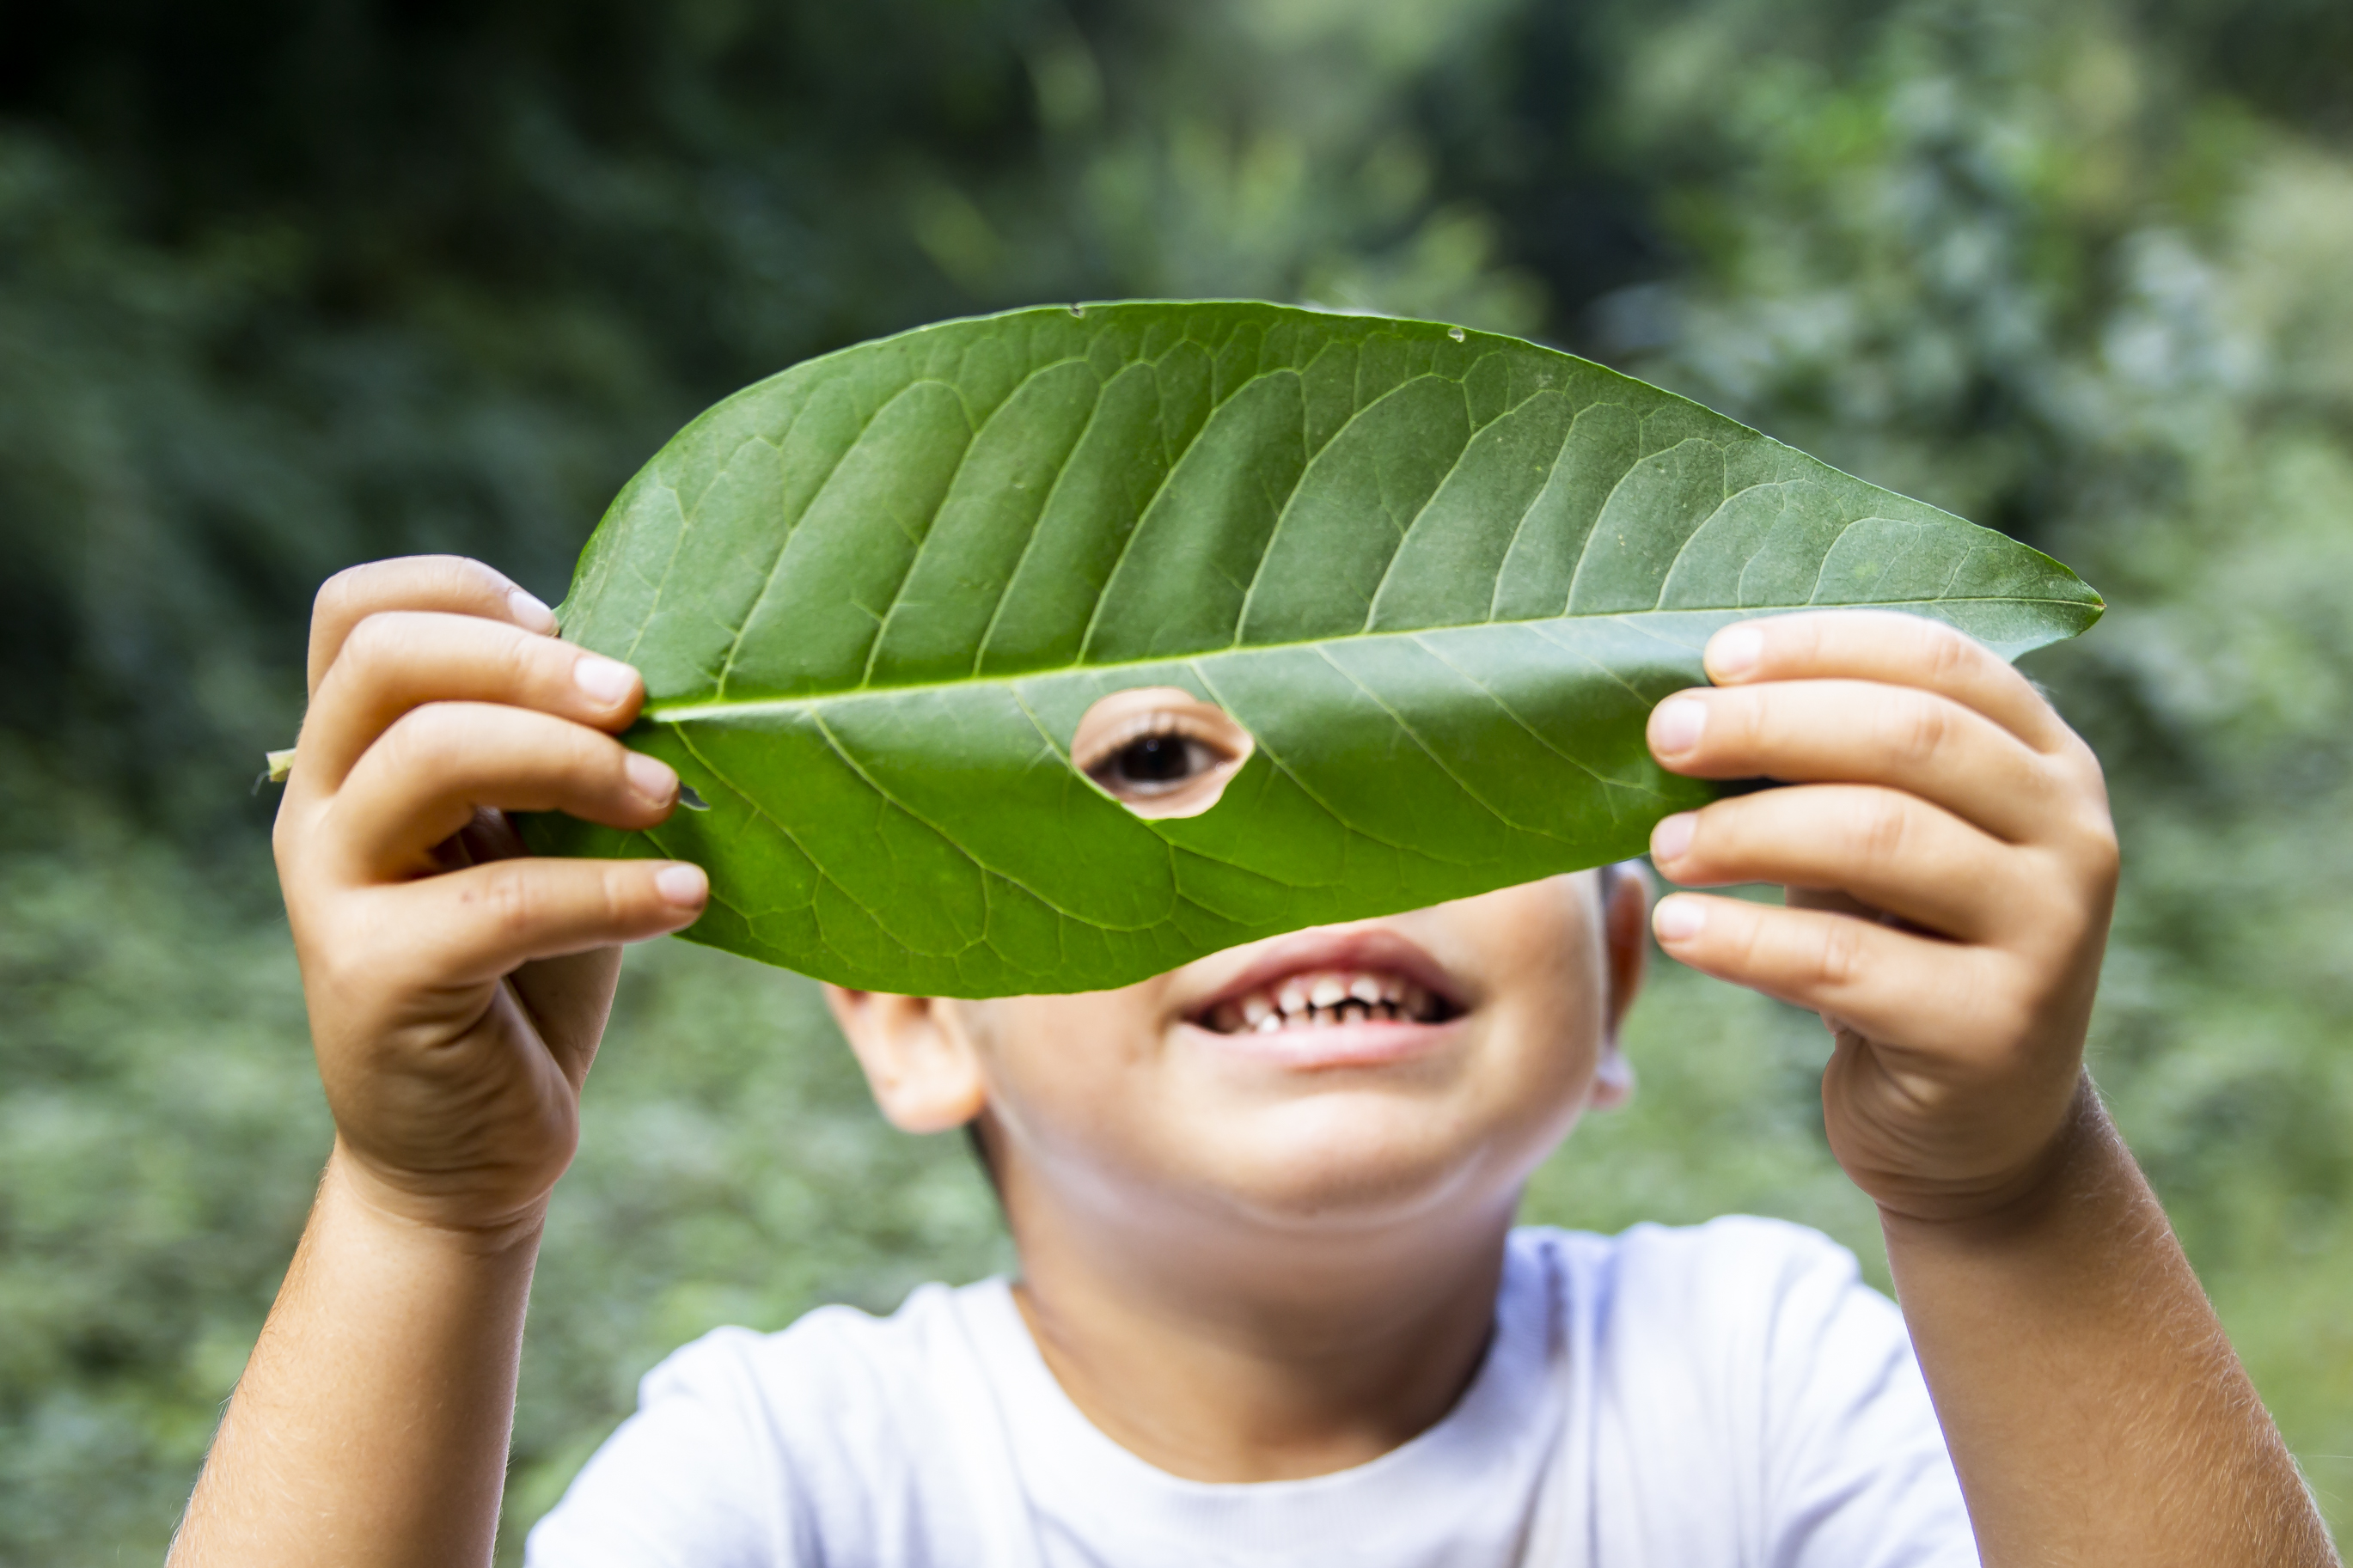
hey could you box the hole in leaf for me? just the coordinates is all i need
[676,784,712,811]
[1070,687,1254,820]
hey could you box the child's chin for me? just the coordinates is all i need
[1196,1101,1516,1226]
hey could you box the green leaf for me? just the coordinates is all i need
[523,302,2100,996]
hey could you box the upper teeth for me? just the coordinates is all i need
[1201,969,1446,1035]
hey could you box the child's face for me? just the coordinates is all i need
[831,870,1647,1232]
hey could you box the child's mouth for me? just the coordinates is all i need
[1178,926,1474,1067]
[1196,969,1463,1035]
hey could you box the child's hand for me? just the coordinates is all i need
[272,557,707,1236]
[1644,610,2118,1224]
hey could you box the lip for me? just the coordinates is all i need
[1174,924,1471,1071]
[1181,1010,1466,1071]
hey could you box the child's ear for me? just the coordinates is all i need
[1590,860,1652,1111]
[823,987,988,1133]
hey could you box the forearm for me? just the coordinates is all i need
[169,1145,541,1568]
[1885,1080,2334,1567]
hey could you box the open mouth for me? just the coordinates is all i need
[1186,927,1471,1039]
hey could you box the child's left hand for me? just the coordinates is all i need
[1644,609,2119,1225]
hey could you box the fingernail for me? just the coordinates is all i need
[624,750,678,806]
[1707,624,1763,679]
[654,863,707,907]
[1649,696,1708,758]
[1653,895,1707,943]
[1650,811,1696,863]
[575,655,637,705]
[509,588,558,634]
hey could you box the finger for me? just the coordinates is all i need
[331,703,677,878]
[434,808,623,1089]
[1648,784,2022,943]
[372,857,707,987]
[1698,610,2069,753]
[309,556,556,698]
[297,611,643,790]
[1651,891,2012,1053]
[1648,679,2055,843]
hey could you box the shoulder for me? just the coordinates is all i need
[636,1278,1009,1470]
[1512,1213,1873,1319]
[644,1279,973,1405]
[1507,1217,1913,1423]
[1511,1222,1969,1562]
[528,1281,1005,1568]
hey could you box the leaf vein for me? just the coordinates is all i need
[1310,644,1579,846]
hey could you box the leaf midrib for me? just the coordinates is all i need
[640,593,2092,723]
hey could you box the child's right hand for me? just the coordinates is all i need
[271,556,708,1237]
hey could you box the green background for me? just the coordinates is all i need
[3,0,2351,1558]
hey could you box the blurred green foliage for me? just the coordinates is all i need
[3,0,2352,1559]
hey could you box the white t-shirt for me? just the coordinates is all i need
[528,1217,1976,1567]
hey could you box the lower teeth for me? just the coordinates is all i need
[1239,1001,1419,1034]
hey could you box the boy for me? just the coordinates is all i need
[172,555,2332,1565]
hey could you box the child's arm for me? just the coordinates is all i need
[1645,611,2335,1566]
[168,557,708,1568]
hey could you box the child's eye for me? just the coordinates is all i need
[1069,687,1256,820]
[1088,732,1230,796]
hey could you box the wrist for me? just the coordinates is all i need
[323,1144,552,1260]
[1875,1075,2114,1248]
